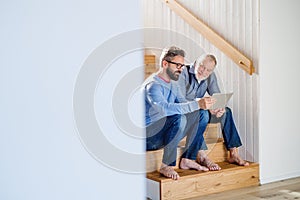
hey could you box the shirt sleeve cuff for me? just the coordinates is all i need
[190,100,200,111]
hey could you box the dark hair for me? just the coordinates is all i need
[160,46,185,67]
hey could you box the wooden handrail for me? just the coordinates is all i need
[163,0,255,75]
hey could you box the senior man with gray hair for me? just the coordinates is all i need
[177,54,249,171]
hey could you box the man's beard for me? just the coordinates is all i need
[166,67,181,81]
[195,74,208,83]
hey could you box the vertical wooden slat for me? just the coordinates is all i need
[204,0,210,52]
[239,0,247,161]
[252,0,260,163]
[227,0,234,101]
[231,0,239,127]
[214,0,222,72]
[245,0,254,161]
[219,0,227,92]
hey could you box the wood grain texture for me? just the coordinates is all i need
[147,162,259,200]
[144,54,157,79]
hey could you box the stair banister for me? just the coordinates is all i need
[163,0,255,75]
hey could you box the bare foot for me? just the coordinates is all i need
[228,148,250,166]
[197,157,221,171]
[196,150,221,171]
[228,156,249,166]
[179,158,209,171]
[159,164,179,180]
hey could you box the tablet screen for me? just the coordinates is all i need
[210,93,233,109]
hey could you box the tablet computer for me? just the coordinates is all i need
[210,93,233,109]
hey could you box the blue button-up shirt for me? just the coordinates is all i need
[177,63,220,101]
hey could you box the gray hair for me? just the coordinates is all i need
[195,54,217,68]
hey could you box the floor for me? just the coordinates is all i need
[187,177,300,200]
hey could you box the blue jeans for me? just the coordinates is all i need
[146,110,209,166]
[146,114,187,166]
[181,110,209,160]
[200,107,242,150]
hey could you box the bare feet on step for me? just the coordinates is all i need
[228,148,249,166]
[159,163,179,180]
[179,158,209,171]
[196,150,221,171]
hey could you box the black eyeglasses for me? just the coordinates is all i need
[165,60,185,69]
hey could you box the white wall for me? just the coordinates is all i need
[0,0,145,199]
[259,0,300,184]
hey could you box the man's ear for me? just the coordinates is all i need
[162,60,168,68]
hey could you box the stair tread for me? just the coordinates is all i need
[147,162,259,182]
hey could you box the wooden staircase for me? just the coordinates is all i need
[144,54,259,200]
[146,123,259,200]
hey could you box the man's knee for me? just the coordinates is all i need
[225,107,233,118]
[225,107,232,113]
[170,114,187,129]
[199,110,209,124]
[167,114,187,140]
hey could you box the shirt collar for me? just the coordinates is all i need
[154,75,171,86]
[190,62,210,83]
[189,62,196,75]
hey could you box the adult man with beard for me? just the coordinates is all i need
[145,46,215,180]
[178,54,249,171]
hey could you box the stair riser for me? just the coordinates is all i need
[160,165,259,200]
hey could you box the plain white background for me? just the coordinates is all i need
[0,0,145,199]
[259,0,300,184]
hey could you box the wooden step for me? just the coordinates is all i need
[146,162,259,200]
[146,123,224,172]
[146,138,227,172]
